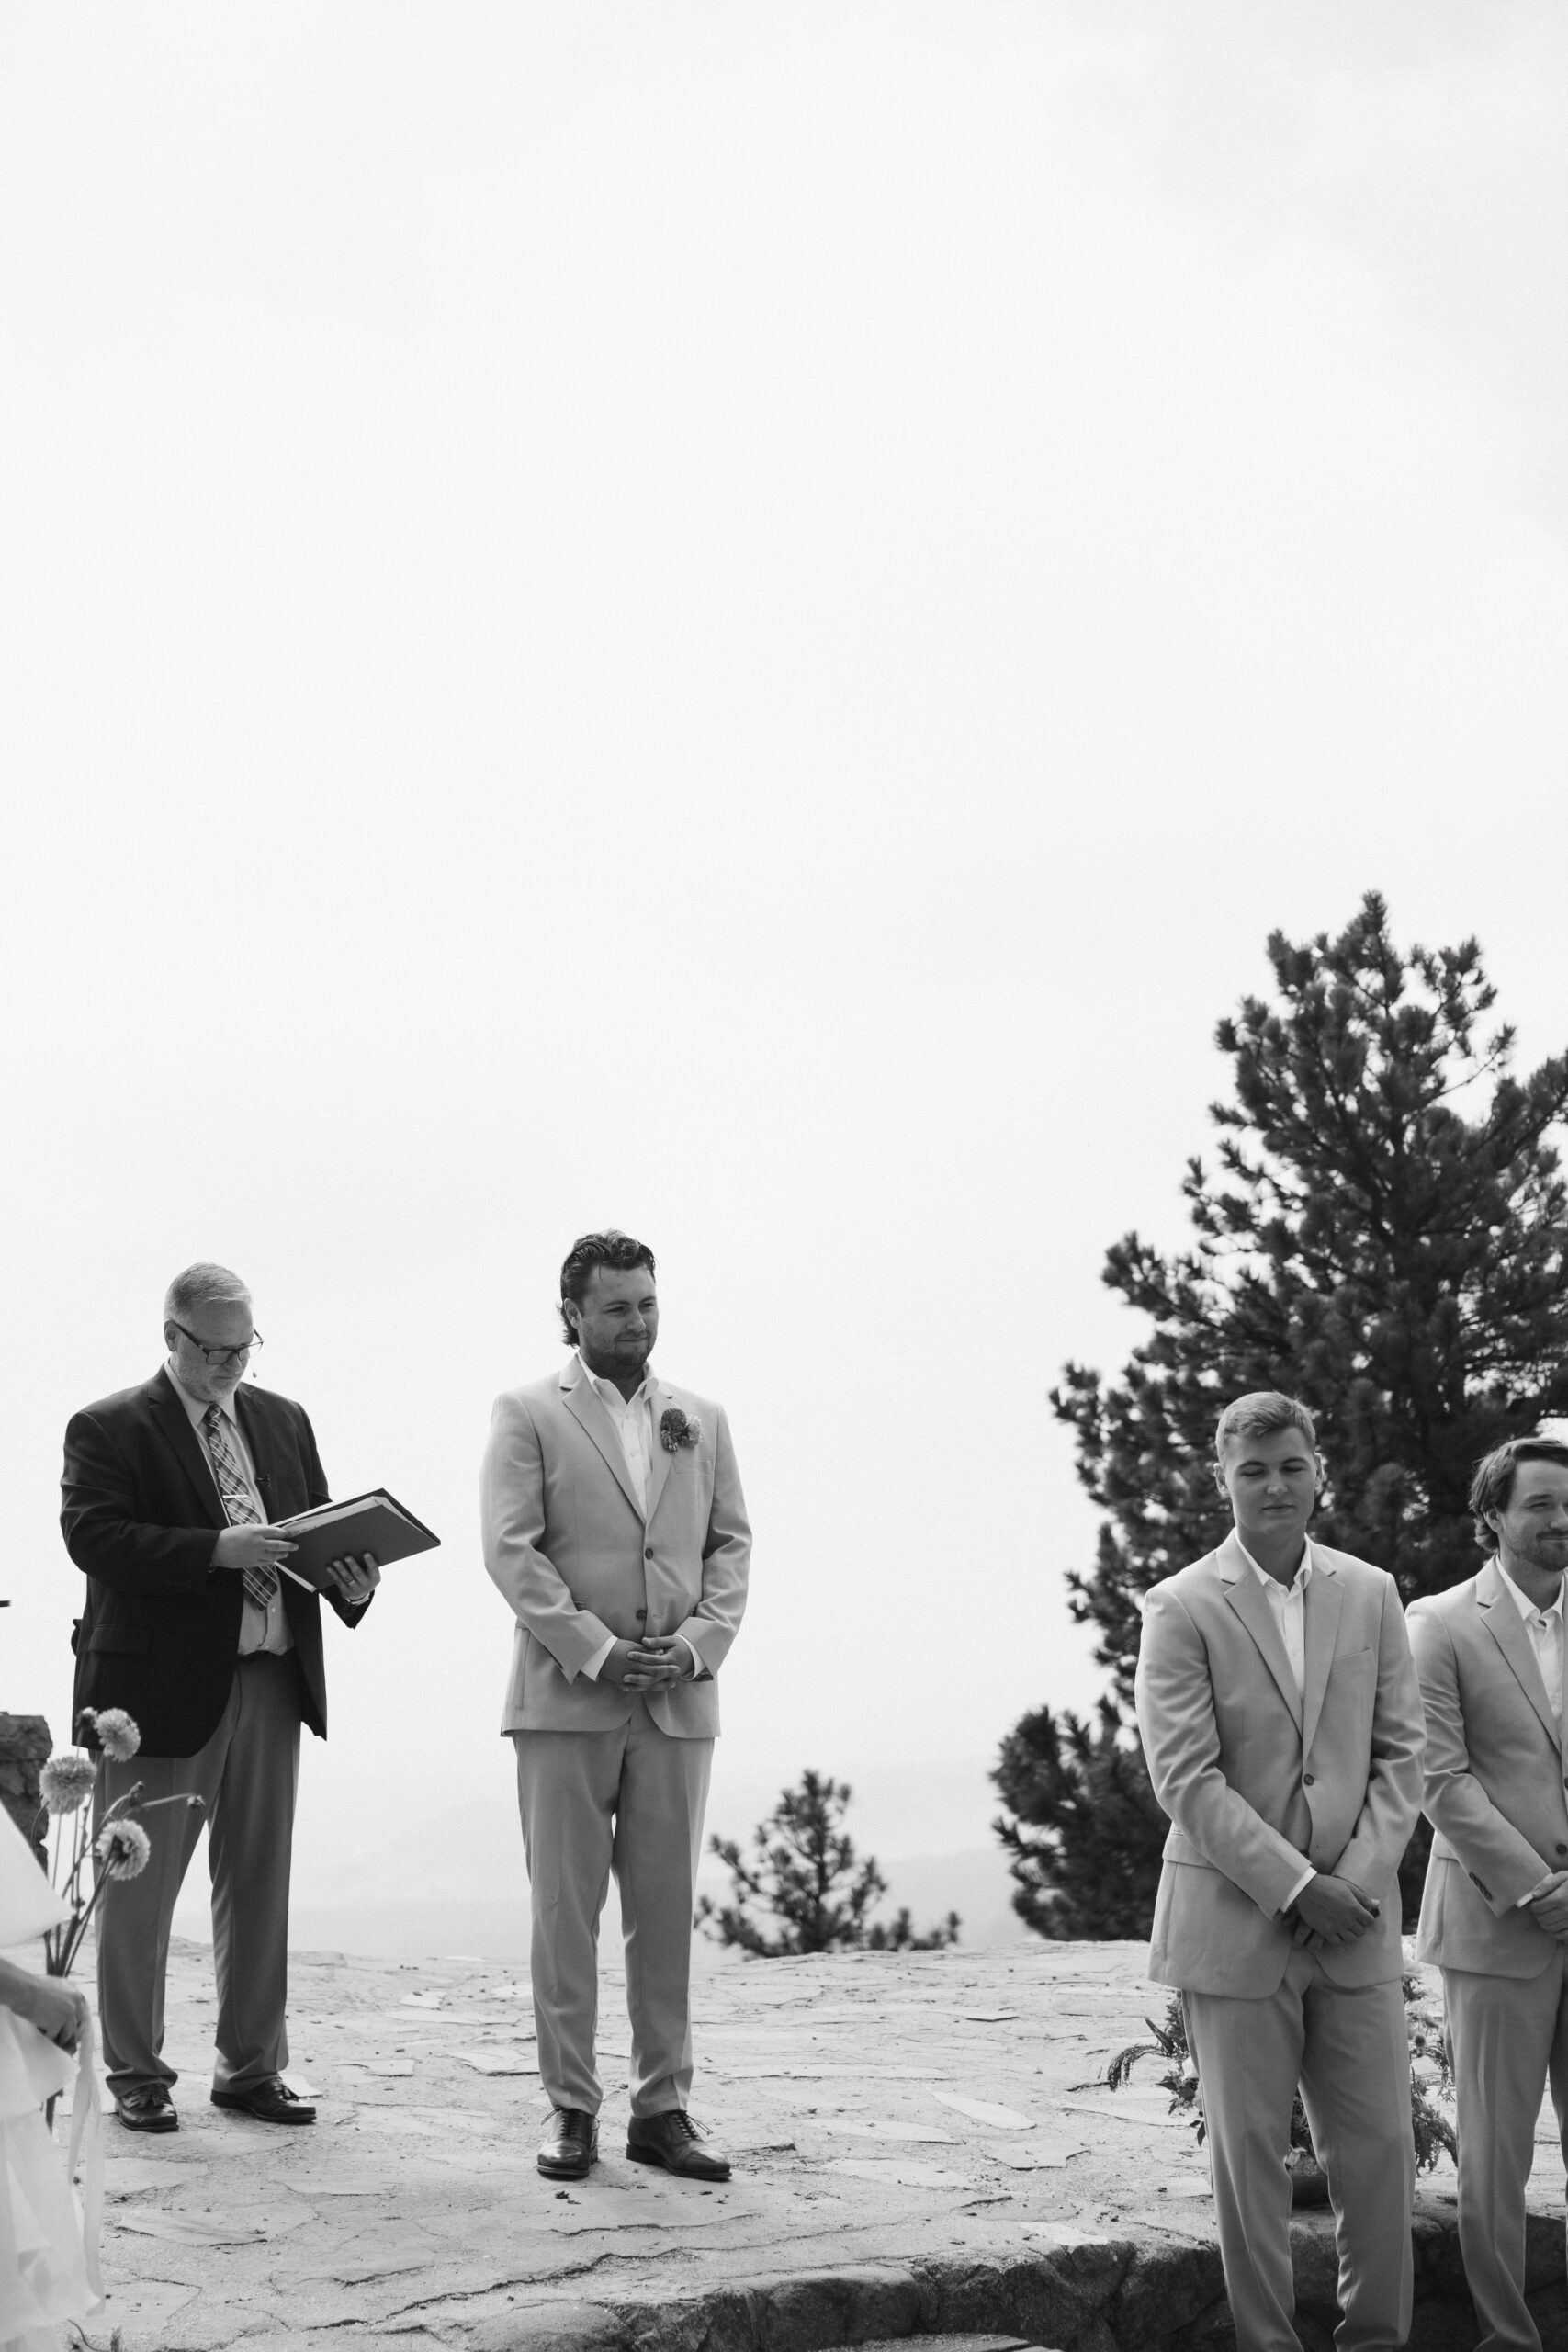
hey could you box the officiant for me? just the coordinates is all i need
[60,1263,378,2135]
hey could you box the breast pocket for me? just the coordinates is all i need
[1339,1645,1376,1724]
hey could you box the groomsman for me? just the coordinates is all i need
[61,1264,378,2132]
[1134,1392,1426,2352]
[1408,1434,1568,2352]
[481,1232,750,2182]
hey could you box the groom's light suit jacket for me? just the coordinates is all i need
[480,1357,750,1739]
[1135,1532,1426,1996]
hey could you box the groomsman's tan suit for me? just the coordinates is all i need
[1410,1563,1568,2352]
[1136,1532,1426,2352]
[481,1354,750,2120]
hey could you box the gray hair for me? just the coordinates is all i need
[164,1262,251,1325]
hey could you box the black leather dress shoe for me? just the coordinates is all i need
[537,2107,598,2178]
[626,2110,731,2180]
[114,2085,178,2133]
[210,2076,317,2124]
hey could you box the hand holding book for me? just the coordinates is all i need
[271,1490,439,1593]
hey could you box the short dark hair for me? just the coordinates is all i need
[1214,1391,1318,1458]
[558,1230,656,1345]
[1469,1436,1568,1551]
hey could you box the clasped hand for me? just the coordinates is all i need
[601,1635,693,1690]
[1288,1873,1381,1951]
[1526,1870,1568,1939]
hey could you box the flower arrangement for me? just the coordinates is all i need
[1107,1968,1457,2182]
[660,1408,702,1453]
[35,1709,203,1981]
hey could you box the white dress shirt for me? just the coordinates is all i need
[1497,1559,1568,1907]
[1239,1537,1315,1913]
[574,1355,696,1685]
[1498,1558,1566,1723]
[166,1364,293,1657]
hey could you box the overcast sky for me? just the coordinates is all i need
[4,3,1566,1927]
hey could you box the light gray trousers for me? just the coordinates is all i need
[1184,1946,1415,2352]
[513,1698,713,2120]
[1443,1951,1568,2352]
[94,1653,302,2098]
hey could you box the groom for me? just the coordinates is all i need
[480,1231,751,2183]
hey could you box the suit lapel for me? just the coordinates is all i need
[1477,1558,1562,1751]
[561,1363,644,1521]
[1218,1532,1303,1733]
[1300,1551,1343,1761]
[148,1368,226,1527]
[644,1384,676,1528]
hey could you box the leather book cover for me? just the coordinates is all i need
[276,1489,440,1589]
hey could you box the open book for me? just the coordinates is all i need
[274,1489,439,1591]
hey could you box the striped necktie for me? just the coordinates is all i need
[203,1404,276,1610]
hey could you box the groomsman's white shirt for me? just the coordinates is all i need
[1497,1558,1567,1906]
[1240,1537,1316,1912]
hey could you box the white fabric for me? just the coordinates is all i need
[579,1355,656,1510]
[1239,1538,1317,1914]
[0,1812,100,2348]
[1495,1561,1568,1909]
[1240,1539,1314,1697]
[1497,1558,1566,1722]
[165,1363,292,1656]
[574,1356,696,1686]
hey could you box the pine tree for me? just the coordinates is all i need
[996,894,1568,1938]
[697,1770,960,1957]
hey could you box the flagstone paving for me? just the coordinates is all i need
[62,1936,1486,2352]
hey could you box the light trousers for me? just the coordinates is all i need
[1443,1951,1568,2352]
[513,1698,713,2119]
[1184,1946,1415,2352]
[95,1652,302,2098]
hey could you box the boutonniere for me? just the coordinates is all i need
[660,1407,702,1453]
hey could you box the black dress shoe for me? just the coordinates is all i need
[537,2107,598,2179]
[626,2110,731,2180]
[210,2076,317,2124]
[114,2085,178,2133]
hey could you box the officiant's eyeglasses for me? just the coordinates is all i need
[169,1323,264,1365]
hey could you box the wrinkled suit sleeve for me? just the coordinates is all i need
[1408,1600,1547,1914]
[1135,1581,1316,1918]
[671,1406,750,1679]
[480,1393,612,1680]
[1328,1570,1425,1891]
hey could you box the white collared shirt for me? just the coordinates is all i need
[1240,1538,1314,1698]
[166,1364,293,1657]
[1492,1558,1568,1911]
[573,1353,698,1686]
[1497,1558,1566,1723]
[579,1355,657,1514]
[1237,1535,1316,1912]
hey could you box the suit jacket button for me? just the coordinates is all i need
[644,1546,654,1560]
[1557,1845,1567,1857]
[1303,1773,1314,1786]
[636,1609,647,1622]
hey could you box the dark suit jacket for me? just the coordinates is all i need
[61,1368,370,1757]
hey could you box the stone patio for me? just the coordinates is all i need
[59,1934,1551,2352]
